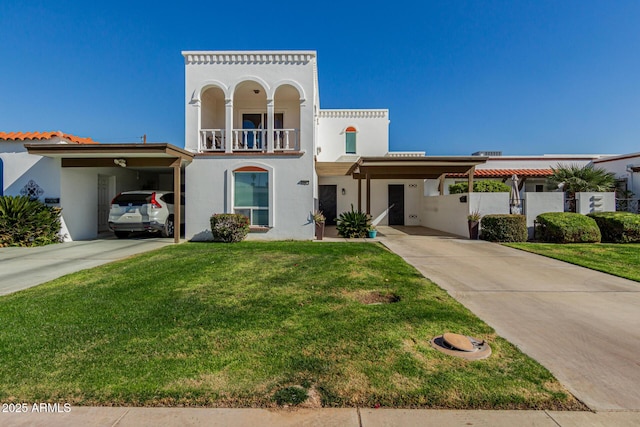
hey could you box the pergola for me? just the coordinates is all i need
[316,156,488,214]
[25,143,194,243]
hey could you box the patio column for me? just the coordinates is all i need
[357,175,362,211]
[225,98,233,153]
[366,173,371,214]
[438,173,446,195]
[468,166,475,193]
[173,160,181,244]
[266,98,274,153]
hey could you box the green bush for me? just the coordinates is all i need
[480,214,527,242]
[535,212,601,243]
[0,195,63,247]
[587,211,640,243]
[449,180,511,194]
[336,205,371,238]
[210,213,250,242]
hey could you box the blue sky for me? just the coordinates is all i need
[1,1,639,155]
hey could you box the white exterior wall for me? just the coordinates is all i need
[421,194,470,237]
[523,192,564,238]
[183,51,319,240]
[186,156,315,241]
[318,176,422,225]
[576,192,616,214]
[421,192,509,237]
[316,110,389,160]
[593,153,640,197]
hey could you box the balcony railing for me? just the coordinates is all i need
[200,129,299,153]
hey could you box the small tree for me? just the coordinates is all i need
[546,163,616,212]
[449,180,510,194]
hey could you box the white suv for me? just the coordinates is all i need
[108,191,184,239]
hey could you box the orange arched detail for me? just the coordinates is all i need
[234,166,268,172]
[345,126,357,132]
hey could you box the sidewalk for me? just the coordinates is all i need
[2,407,640,427]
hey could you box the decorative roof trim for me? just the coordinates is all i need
[182,51,316,65]
[0,131,97,144]
[318,110,388,119]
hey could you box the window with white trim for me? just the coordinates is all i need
[234,169,269,226]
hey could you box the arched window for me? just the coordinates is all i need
[345,127,356,154]
[233,166,269,226]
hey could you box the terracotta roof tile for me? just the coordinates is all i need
[0,131,98,144]
[447,168,553,178]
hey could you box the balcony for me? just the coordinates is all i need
[200,129,299,153]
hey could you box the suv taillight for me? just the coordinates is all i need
[110,193,121,207]
[150,192,162,209]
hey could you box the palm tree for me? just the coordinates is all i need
[547,163,616,212]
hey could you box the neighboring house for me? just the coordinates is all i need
[0,131,191,241]
[1,50,634,242]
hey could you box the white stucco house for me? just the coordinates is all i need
[2,50,638,242]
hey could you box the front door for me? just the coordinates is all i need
[388,184,404,225]
[319,185,337,225]
[97,175,110,232]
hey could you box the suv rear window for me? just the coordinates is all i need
[112,193,151,206]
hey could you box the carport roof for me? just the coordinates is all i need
[352,156,487,179]
[24,143,194,167]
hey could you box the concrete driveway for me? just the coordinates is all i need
[0,236,173,296]
[379,226,640,412]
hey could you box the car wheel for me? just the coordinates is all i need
[162,217,174,238]
[114,231,130,239]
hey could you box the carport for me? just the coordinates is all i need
[25,143,193,243]
[316,156,488,214]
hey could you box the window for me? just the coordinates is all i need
[535,184,544,193]
[234,167,269,226]
[345,126,356,154]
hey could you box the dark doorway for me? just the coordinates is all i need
[319,185,337,225]
[388,185,405,225]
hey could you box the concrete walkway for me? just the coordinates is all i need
[378,226,640,412]
[3,407,640,427]
[0,236,173,295]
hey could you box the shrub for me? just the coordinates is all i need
[336,205,370,238]
[0,195,63,247]
[209,213,250,242]
[449,180,511,194]
[587,211,640,243]
[480,214,527,242]
[535,212,601,243]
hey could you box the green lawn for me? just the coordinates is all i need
[505,243,640,282]
[0,242,582,409]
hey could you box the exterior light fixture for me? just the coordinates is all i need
[341,188,346,195]
[114,158,127,168]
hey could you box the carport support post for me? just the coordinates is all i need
[173,160,181,244]
[438,173,446,195]
[468,166,475,193]
[357,175,362,212]
[366,173,371,215]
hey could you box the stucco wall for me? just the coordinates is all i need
[316,110,390,160]
[576,192,616,214]
[593,154,640,197]
[318,176,422,226]
[184,51,318,155]
[186,155,315,241]
[421,192,509,237]
[523,192,564,238]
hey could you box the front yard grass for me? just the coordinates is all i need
[505,243,640,282]
[0,242,583,409]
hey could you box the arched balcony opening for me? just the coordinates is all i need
[200,86,226,151]
[232,81,268,151]
[273,84,301,151]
